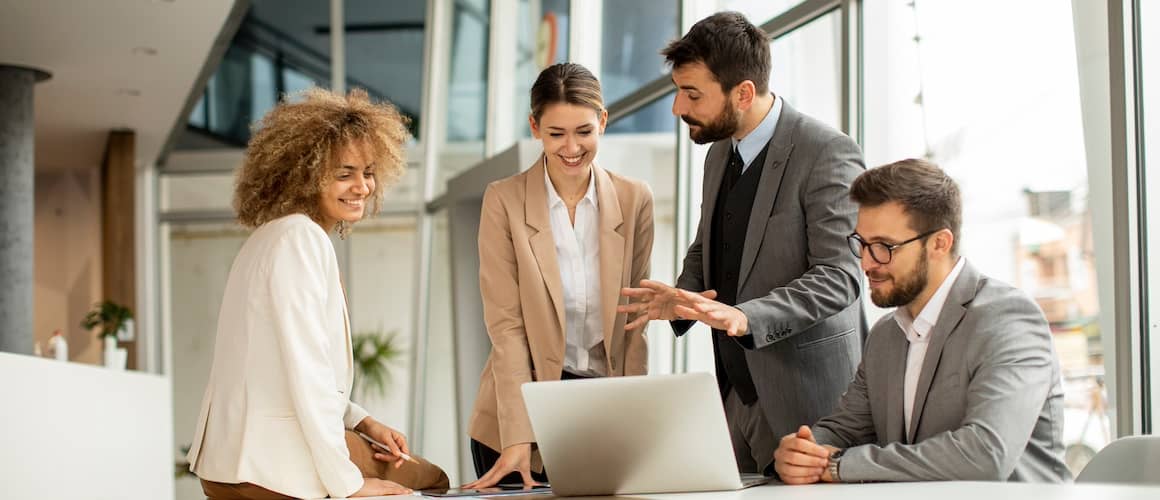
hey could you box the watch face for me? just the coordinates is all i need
[829,449,845,459]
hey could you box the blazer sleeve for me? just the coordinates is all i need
[834,299,1057,482]
[623,184,654,375]
[478,185,537,448]
[812,358,878,449]
[736,135,864,348]
[266,225,364,498]
[344,401,370,430]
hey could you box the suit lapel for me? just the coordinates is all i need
[906,263,979,442]
[737,103,799,289]
[593,165,625,356]
[883,323,909,444]
[525,158,567,335]
[700,143,729,286]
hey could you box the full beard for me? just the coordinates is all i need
[869,249,929,308]
[683,103,742,144]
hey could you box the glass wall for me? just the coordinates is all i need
[864,0,1111,473]
[434,0,491,197]
[601,0,678,133]
[718,0,801,25]
[516,0,571,138]
[769,10,841,129]
[604,92,678,373]
[1142,0,1160,432]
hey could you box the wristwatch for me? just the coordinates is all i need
[826,449,844,483]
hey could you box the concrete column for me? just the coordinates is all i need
[0,65,50,355]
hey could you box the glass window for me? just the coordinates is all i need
[344,0,426,141]
[769,10,841,130]
[434,0,491,199]
[601,0,677,133]
[516,0,571,138]
[1142,0,1160,431]
[864,0,1110,473]
[718,0,803,26]
[603,90,678,373]
[447,0,490,144]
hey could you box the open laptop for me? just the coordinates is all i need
[521,372,772,496]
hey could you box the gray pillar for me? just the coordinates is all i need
[0,65,50,355]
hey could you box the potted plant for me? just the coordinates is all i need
[351,330,404,401]
[80,300,133,369]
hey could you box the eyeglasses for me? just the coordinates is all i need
[847,229,942,265]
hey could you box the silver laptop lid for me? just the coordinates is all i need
[521,372,744,496]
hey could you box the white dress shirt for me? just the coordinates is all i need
[894,256,966,433]
[544,164,606,377]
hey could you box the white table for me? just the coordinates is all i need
[361,481,1160,500]
[629,481,1160,500]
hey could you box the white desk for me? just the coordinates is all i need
[364,482,1160,500]
[630,481,1160,500]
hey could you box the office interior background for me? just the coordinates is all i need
[1,0,1158,498]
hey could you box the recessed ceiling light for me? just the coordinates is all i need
[116,88,142,97]
[132,46,158,56]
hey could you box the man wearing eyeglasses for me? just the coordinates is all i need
[772,159,1070,484]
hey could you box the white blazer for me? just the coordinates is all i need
[187,214,369,499]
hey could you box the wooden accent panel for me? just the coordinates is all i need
[101,130,136,369]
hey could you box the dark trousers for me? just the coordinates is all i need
[470,371,591,484]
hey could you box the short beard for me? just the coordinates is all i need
[870,248,929,308]
[683,102,742,144]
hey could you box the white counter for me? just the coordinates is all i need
[0,352,174,500]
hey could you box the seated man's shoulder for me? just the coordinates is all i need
[962,274,1053,346]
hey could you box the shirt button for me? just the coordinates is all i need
[725,212,733,220]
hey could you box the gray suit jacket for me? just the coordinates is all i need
[674,101,866,439]
[812,261,1071,482]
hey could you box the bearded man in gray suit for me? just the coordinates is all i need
[619,11,866,473]
[773,159,1070,483]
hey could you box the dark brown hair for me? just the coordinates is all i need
[529,62,604,123]
[234,87,410,236]
[661,11,772,94]
[850,158,963,254]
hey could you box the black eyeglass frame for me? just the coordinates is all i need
[847,228,943,265]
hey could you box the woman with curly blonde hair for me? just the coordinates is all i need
[186,88,448,499]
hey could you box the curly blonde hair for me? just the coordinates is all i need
[234,87,410,236]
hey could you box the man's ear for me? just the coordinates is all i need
[734,80,756,111]
[933,228,955,256]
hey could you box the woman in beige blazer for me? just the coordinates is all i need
[465,63,655,489]
[186,88,448,499]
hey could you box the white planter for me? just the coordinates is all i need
[102,336,126,370]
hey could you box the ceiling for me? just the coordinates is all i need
[0,0,239,171]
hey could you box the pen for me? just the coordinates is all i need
[357,431,420,464]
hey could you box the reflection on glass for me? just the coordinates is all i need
[517,0,571,138]
[864,0,1108,473]
[718,0,799,26]
[769,10,841,130]
[447,0,490,144]
[601,0,677,133]
[345,0,426,140]
[602,90,678,373]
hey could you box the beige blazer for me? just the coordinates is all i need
[186,214,370,499]
[468,158,654,459]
